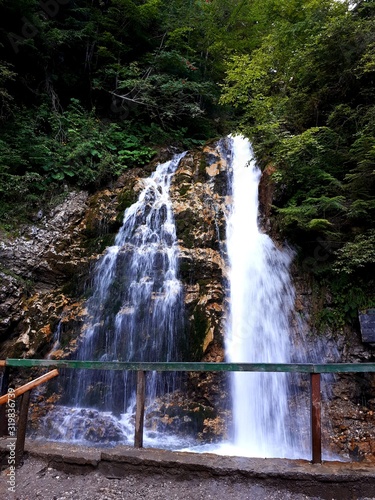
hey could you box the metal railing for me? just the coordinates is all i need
[1,359,375,465]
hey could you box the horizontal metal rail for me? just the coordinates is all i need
[3,359,375,373]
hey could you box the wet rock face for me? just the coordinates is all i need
[327,378,375,462]
[259,167,375,463]
[0,273,24,343]
[290,270,375,462]
[171,140,231,362]
[258,163,276,233]
[0,141,233,442]
[145,383,230,444]
[0,192,89,291]
[33,406,126,444]
[0,192,91,358]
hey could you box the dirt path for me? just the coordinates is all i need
[1,440,375,500]
[2,456,324,500]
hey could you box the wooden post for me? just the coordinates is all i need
[310,372,322,464]
[134,370,146,448]
[15,390,31,467]
[0,366,10,436]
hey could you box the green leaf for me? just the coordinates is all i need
[51,172,65,180]
[307,219,332,231]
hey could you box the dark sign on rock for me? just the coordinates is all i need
[359,309,375,343]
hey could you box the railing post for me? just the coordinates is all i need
[134,370,146,448]
[15,389,31,467]
[310,372,322,464]
[0,366,10,436]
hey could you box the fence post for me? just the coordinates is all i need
[134,370,146,448]
[15,389,31,467]
[310,372,322,464]
[0,366,10,436]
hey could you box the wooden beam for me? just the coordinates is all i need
[0,366,10,396]
[0,369,59,405]
[311,373,322,464]
[134,371,146,448]
[0,366,10,436]
[15,390,31,467]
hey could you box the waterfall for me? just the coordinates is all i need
[39,153,187,443]
[225,135,308,458]
[38,137,317,455]
[72,153,186,411]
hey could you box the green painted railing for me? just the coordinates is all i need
[4,358,375,373]
[1,359,375,465]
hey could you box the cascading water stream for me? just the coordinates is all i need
[225,135,309,458]
[41,153,187,444]
[72,153,186,410]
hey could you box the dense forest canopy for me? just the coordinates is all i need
[0,0,374,327]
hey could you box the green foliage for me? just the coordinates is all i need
[315,271,375,330]
[0,60,15,117]
[220,0,374,235]
[0,0,227,228]
[333,230,375,275]
[112,50,218,126]
[0,99,155,225]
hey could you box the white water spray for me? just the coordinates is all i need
[225,135,306,458]
[74,153,186,408]
[38,153,189,444]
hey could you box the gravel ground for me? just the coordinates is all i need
[0,457,327,500]
[2,455,375,500]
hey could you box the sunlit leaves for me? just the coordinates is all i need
[334,230,375,274]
